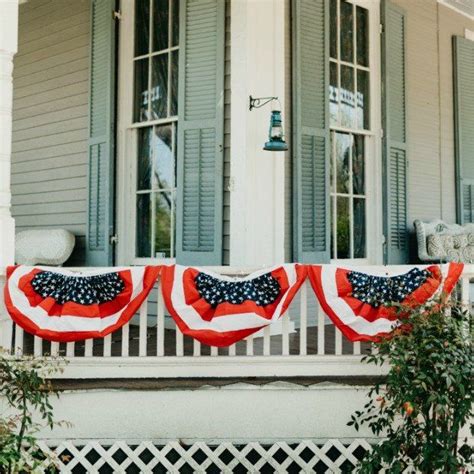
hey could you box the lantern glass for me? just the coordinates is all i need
[264,110,288,151]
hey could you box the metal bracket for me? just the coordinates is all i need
[249,95,279,111]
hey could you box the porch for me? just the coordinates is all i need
[0,0,473,468]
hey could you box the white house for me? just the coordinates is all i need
[0,0,473,471]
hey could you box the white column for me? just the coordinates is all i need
[0,0,19,349]
[229,0,286,267]
[0,0,18,271]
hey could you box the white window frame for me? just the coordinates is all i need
[116,0,178,266]
[329,0,383,265]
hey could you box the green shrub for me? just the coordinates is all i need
[0,351,67,473]
[349,297,473,473]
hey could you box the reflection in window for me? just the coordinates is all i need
[330,132,367,259]
[329,0,370,260]
[329,0,370,131]
[136,124,177,258]
[133,0,179,259]
[133,0,179,123]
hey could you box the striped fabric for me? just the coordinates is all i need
[161,264,307,347]
[308,263,464,342]
[4,265,160,342]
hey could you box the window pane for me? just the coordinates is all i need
[330,132,335,192]
[330,0,337,59]
[150,54,168,119]
[170,50,179,116]
[340,1,354,63]
[353,198,366,258]
[331,196,335,259]
[137,127,153,190]
[357,69,370,130]
[134,59,149,122]
[135,0,150,56]
[136,193,152,257]
[336,132,351,194]
[352,134,365,195]
[340,65,355,128]
[153,125,174,189]
[337,196,350,259]
[153,0,169,52]
[171,0,180,47]
[356,6,369,67]
[329,62,339,126]
[155,192,172,258]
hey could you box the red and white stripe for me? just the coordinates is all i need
[161,264,306,347]
[4,265,160,342]
[308,262,463,342]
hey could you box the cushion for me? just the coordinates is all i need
[427,233,474,262]
[15,229,75,266]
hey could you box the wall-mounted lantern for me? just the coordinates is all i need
[249,95,289,152]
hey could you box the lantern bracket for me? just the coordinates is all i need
[249,95,280,111]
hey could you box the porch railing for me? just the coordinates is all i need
[0,265,471,379]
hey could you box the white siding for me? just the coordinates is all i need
[438,3,474,223]
[393,0,473,228]
[11,0,90,265]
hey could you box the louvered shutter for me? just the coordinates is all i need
[382,0,408,264]
[453,36,474,224]
[175,0,225,265]
[86,0,116,266]
[292,0,330,263]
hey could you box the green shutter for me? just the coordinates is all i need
[292,0,330,263]
[86,0,116,266]
[176,0,225,266]
[382,0,408,264]
[453,36,474,224]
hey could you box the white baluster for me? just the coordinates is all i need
[299,282,307,355]
[85,339,93,357]
[335,329,342,355]
[282,313,289,356]
[157,282,165,356]
[139,302,148,357]
[263,325,271,356]
[14,326,23,354]
[50,341,59,357]
[353,341,361,355]
[246,335,254,356]
[317,302,325,355]
[121,323,129,357]
[103,334,112,357]
[66,342,75,357]
[33,336,43,357]
[176,328,184,356]
[461,275,471,337]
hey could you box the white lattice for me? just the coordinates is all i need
[34,438,474,473]
[34,439,374,473]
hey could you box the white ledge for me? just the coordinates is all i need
[56,355,388,379]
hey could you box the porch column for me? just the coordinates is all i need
[0,0,18,349]
[229,0,287,266]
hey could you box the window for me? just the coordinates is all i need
[133,0,179,259]
[329,0,371,260]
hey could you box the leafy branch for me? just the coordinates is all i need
[349,296,473,473]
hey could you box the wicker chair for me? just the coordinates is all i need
[414,219,474,263]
